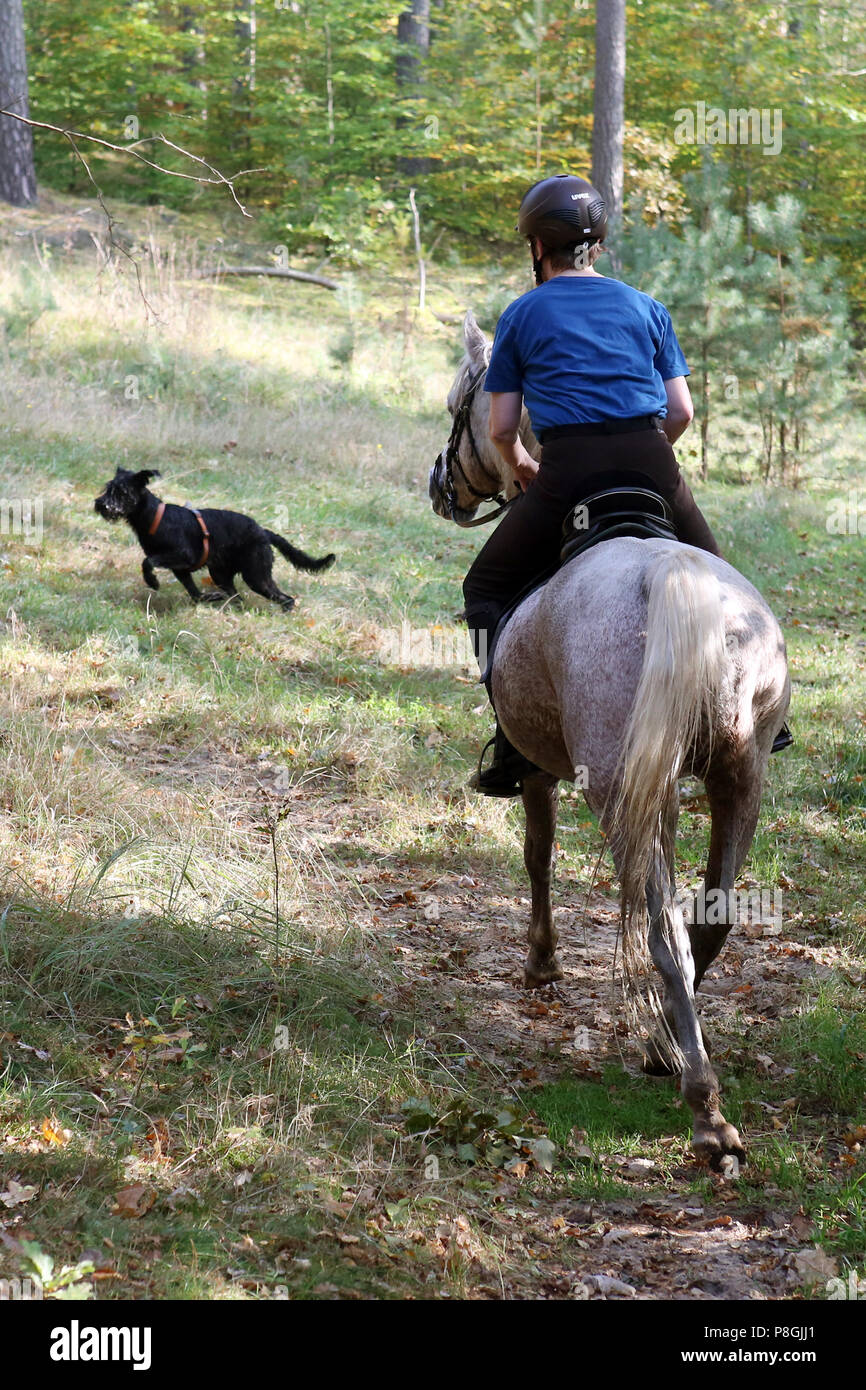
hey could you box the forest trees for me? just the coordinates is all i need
[620,166,851,485]
[3,0,859,482]
[0,0,37,205]
[13,0,866,318]
[591,0,625,230]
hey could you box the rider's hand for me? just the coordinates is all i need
[511,448,540,490]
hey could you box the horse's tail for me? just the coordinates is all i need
[612,548,727,1024]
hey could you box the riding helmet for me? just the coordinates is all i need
[517,174,607,248]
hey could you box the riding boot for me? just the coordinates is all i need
[771,722,794,754]
[470,717,540,798]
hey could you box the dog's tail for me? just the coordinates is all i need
[265,532,336,572]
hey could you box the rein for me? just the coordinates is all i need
[443,367,516,528]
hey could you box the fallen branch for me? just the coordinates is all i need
[192,265,340,290]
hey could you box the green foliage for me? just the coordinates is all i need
[0,264,57,342]
[327,325,356,371]
[17,1240,94,1300]
[531,1068,689,1151]
[618,164,852,482]
[777,987,866,1115]
[17,0,862,323]
[745,195,851,483]
[400,1095,556,1170]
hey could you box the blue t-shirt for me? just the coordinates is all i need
[483,275,689,433]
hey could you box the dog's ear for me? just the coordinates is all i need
[133,469,161,487]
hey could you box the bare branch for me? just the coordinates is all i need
[64,131,158,318]
[0,108,263,217]
[0,106,267,317]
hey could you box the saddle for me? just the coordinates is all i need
[560,486,676,564]
[481,485,677,683]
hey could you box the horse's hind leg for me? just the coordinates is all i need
[521,772,563,987]
[645,859,745,1170]
[690,762,764,989]
[643,757,763,1072]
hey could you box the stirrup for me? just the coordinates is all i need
[771,722,794,754]
[469,731,538,798]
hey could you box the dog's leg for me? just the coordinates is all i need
[146,550,199,580]
[203,565,240,604]
[142,558,159,590]
[241,551,296,612]
[170,569,202,602]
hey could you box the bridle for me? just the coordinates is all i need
[442,366,518,528]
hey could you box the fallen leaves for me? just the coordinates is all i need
[41,1118,71,1147]
[525,1137,556,1174]
[0,1179,38,1208]
[791,1246,838,1284]
[112,1185,156,1219]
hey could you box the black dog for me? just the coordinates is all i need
[94,468,335,610]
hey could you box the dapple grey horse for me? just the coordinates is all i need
[429,312,790,1169]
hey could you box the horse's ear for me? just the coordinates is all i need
[463,310,489,369]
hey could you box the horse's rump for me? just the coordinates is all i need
[493,536,788,796]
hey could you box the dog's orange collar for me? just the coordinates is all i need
[148,501,210,568]
[192,509,210,568]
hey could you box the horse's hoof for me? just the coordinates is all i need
[692,1121,746,1173]
[524,955,564,988]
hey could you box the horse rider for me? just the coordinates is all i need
[464,172,792,796]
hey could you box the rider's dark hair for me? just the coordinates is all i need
[546,240,605,272]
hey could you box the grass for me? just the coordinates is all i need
[0,190,864,1299]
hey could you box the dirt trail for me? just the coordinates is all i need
[347,854,838,1300]
[151,748,840,1299]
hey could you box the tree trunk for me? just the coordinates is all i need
[180,6,207,103]
[591,0,625,229]
[0,0,37,205]
[232,6,255,196]
[396,0,430,176]
[700,369,710,481]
